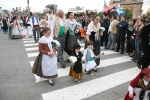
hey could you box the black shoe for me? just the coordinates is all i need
[62,64,66,68]
[115,50,119,52]
[92,69,97,72]
[35,40,38,43]
[110,48,114,50]
[120,52,124,54]
[137,62,141,69]
[49,82,54,86]
[131,59,137,62]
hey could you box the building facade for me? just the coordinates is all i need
[110,0,143,18]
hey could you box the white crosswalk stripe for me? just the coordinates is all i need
[22,38,139,100]
[42,68,140,100]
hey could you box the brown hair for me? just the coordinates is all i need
[87,41,93,45]
[139,19,146,25]
[41,27,51,33]
[92,14,100,21]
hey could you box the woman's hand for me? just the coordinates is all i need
[48,52,52,56]
[75,30,79,34]
[100,33,103,36]
[131,36,134,40]
[51,52,56,56]
[129,92,133,98]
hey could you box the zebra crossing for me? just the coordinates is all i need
[22,37,140,100]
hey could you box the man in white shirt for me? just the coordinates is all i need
[51,9,68,68]
[106,16,119,50]
[30,13,40,43]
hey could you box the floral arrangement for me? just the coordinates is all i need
[69,56,77,63]
[51,40,60,48]
[99,27,105,33]
[69,56,77,67]
[75,23,81,33]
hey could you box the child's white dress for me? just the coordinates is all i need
[82,48,96,71]
[19,26,26,36]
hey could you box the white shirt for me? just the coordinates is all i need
[109,20,115,32]
[30,17,39,27]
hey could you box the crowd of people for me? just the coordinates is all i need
[1,8,150,99]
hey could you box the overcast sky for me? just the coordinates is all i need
[0,0,150,13]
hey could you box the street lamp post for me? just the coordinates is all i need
[39,2,41,17]
[27,0,30,16]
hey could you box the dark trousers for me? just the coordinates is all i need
[138,51,150,69]
[100,31,108,47]
[126,31,132,53]
[53,36,65,66]
[116,34,125,53]
[33,26,40,42]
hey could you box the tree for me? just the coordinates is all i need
[142,14,150,23]
[76,6,84,10]
[98,12,103,19]
[122,9,132,21]
[36,12,45,17]
[46,4,57,13]
[3,9,9,16]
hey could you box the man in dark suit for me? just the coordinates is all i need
[100,14,110,48]
[115,16,128,54]
[137,24,150,69]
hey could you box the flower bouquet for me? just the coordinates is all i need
[69,56,77,67]
[75,23,81,33]
[99,27,105,34]
[51,40,60,49]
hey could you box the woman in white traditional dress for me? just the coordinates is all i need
[26,17,33,38]
[9,16,21,39]
[64,12,80,57]
[39,27,58,86]
[85,15,102,72]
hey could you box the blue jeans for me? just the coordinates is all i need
[135,40,141,60]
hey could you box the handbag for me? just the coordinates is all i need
[32,53,43,77]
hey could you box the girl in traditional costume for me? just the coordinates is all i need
[9,16,21,39]
[82,41,96,75]
[83,41,104,75]
[69,43,83,82]
[38,27,59,86]
[124,68,150,100]
[26,17,33,38]
[19,23,26,38]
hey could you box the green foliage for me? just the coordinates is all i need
[36,12,45,17]
[76,6,84,10]
[3,9,9,15]
[46,4,57,12]
[122,9,132,21]
[97,12,103,19]
[142,14,150,23]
